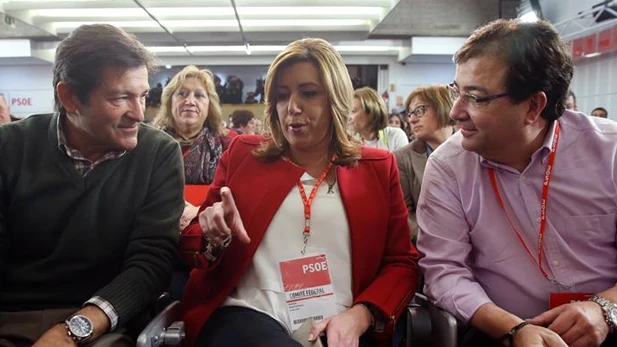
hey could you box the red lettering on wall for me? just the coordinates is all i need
[11,97,32,106]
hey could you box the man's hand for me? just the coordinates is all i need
[512,324,568,347]
[527,301,609,347]
[32,324,77,347]
[33,305,111,347]
[198,187,250,245]
[180,202,199,230]
[307,305,372,347]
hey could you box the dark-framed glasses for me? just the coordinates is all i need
[407,104,430,119]
[447,83,508,109]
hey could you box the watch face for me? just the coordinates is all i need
[68,315,93,338]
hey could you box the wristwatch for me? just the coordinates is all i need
[65,315,94,345]
[589,295,617,332]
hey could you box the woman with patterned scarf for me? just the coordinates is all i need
[153,65,237,230]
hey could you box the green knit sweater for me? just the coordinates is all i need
[0,113,184,327]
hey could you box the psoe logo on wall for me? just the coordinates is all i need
[0,90,54,116]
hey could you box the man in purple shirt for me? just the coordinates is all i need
[417,19,617,347]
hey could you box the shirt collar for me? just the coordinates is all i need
[56,114,127,161]
[480,120,558,171]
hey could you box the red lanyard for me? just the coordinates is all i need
[487,122,561,283]
[297,162,333,254]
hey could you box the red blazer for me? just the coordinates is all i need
[179,135,419,346]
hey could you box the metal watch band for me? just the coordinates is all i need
[590,295,617,332]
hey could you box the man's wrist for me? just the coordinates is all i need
[56,323,79,346]
[498,321,530,346]
[589,295,617,333]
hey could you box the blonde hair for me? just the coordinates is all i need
[153,65,224,135]
[405,84,455,128]
[254,38,361,165]
[353,87,388,136]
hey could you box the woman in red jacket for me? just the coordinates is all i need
[180,38,419,347]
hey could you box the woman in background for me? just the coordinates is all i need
[230,109,257,135]
[393,84,455,241]
[388,112,414,142]
[388,113,404,129]
[350,87,408,152]
[154,65,237,228]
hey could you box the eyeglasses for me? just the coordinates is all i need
[447,83,508,109]
[407,104,430,119]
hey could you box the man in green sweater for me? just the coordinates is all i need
[0,24,184,346]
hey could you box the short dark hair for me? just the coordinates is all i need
[567,89,576,104]
[592,107,608,116]
[454,19,573,121]
[231,109,255,127]
[53,24,157,114]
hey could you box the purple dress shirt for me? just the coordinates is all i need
[417,110,617,323]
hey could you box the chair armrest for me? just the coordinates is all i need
[136,301,185,347]
[406,293,458,347]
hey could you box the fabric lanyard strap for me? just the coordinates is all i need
[487,122,561,284]
[297,161,333,255]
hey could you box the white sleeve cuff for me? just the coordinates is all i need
[85,296,119,331]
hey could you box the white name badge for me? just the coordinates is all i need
[279,253,338,331]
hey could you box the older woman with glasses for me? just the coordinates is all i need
[393,85,456,241]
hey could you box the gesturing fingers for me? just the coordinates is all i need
[528,305,565,327]
[220,187,250,244]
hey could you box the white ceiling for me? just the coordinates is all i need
[0,0,520,66]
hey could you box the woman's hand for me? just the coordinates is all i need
[198,187,251,245]
[308,305,373,347]
[180,202,200,230]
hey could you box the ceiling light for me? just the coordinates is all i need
[147,45,399,54]
[32,6,381,18]
[238,7,382,16]
[517,0,543,22]
[584,52,602,58]
[520,11,539,23]
[335,46,395,52]
[32,9,146,17]
[52,19,368,29]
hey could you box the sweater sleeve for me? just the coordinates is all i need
[94,140,185,326]
[0,169,7,283]
[0,132,8,286]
